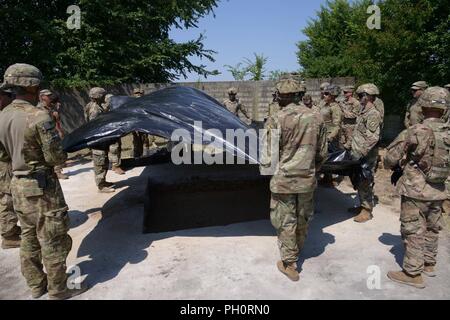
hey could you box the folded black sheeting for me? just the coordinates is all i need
[63,86,259,163]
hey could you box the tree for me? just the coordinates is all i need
[0,0,219,88]
[244,53,268,81]
[297,0,450,115]
[224,62,248,81]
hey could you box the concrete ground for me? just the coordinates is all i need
[1,159,449,300]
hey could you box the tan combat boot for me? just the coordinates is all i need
[31,280,48,299]
[423,265,436,278]
[277,261,299,282]
[98,186,115,194]
[56,172,69,180]
[49,285,89,300]
[1,234,21,249]
[387,270,425,289]
[354,208,373,223]
[112,166,126,175]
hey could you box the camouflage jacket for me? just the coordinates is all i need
[84,101,106,122]
[0,99,67,176]
[404,98,424,128]
[267,101,280,122]
[340,96,360,125]
[260,102,327,194]
[384,118,449,201]
[374,97,385,122]
[351,101,382,159]
[0,109,12,193]
[319,101,342,141]
[223,98,251,124]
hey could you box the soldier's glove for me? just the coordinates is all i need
[390,165,403,186]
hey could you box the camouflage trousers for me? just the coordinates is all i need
[0,191,20,240]
[339,124,356,150]
[10,173,72,296]
[109,140,122,168]
[92,149,109,187]
[356,148,378,211]
[400,196,443,276]
[270,192,314,265]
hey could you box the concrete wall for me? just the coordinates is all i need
[55,77,356,134]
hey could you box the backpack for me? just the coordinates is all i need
[426,124,450,184]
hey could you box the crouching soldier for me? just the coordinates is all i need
[260,79,327,282]
[384,87,450,289]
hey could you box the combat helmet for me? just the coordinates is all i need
[320,82,331,91]
[276,79,302,94]
[227,87,238,95]
[356,83,380,96]
[325,85,341,96]
[1,63,42,89]
[411,81,429,91]
[89,87,106,100]
[418,87,450,111]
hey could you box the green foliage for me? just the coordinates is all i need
[297,0,450,115]
[224,62,248,81]
[0,0,219,88]
[244,53,268,81]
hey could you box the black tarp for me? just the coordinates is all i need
[63,86,259,163]
[62,86,362,175]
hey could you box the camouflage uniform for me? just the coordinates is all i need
[0,78,71,298]
[0,143,20,242]
[320,100,342,144]
[223,88,251,125]
[261,80,327,266]
[404,82,429,128]
[85,90,110,187]
[102,94,122,168]
[384,87,450,276]
[351,85,383,214]
[374,97,385,123]
[339,93,360,150]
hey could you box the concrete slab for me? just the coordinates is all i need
[1,160,449,300]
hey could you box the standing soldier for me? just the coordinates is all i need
[223,87,251,125]
[85,87,115,193]
[103,94,125,175]
[266,90,280,123]
[319,85,342,187]
[0,86,21,249]
[339,85,360,150]
[38,89,68,180]
[260,79,327,282]
[349,84,383,223]
[0,63,86,299]
[132,88,152,156]
[384,87,450,289]
[404,81,429,128]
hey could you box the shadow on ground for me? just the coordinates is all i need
[75,164,359,288]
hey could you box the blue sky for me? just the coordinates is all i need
[170,0,328,82]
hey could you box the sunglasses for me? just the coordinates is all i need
[323,92,331,96]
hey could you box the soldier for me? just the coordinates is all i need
[339,85,361,150]
[260,79,327,282]
[85,87,115,193]
[223,87,251,125]
[404,81,429,128]
[0,86,21,250]
[266,90,280,123]
[357,85,385,123]
[318,85,342,187]
[133,88,144,98]
[384,87,450,289]
[103,94,125,175]
[349,84,383,223]
[0,63,86,299]
[38,89,68,180]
